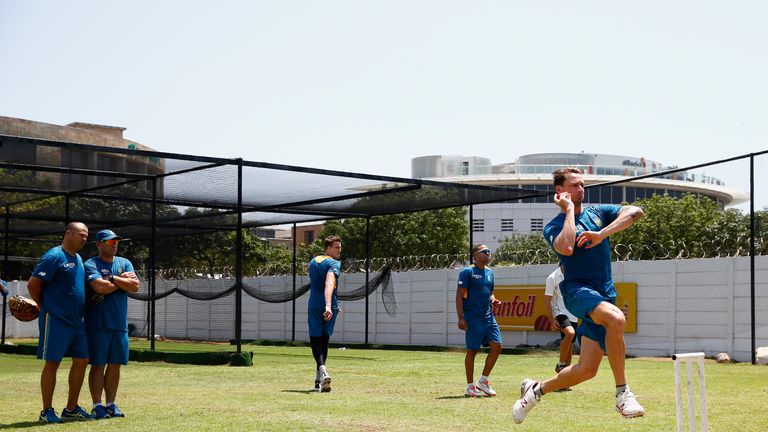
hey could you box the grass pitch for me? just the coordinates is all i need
[1,341,766,431]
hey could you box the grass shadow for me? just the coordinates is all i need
[282,389,322,394]
[0,421,46,429]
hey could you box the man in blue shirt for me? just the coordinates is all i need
[456,244,502,397]
[514,167,646,423]
[27,222,92,423]
[84,229,139,419]
[308,235,342,392]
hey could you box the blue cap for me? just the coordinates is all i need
[95,229,122,241]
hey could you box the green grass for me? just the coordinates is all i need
[1,341,767,431]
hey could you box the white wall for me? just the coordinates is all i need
[6,256,767,362]
[2,281,40,339]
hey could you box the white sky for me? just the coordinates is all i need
[1,1,767,209]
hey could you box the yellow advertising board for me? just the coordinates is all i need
[492,283,636,333]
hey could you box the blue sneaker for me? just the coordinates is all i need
[61,405,93,421]
[106,403,125,418]
[91,404,111,420]
[39,408,62,423]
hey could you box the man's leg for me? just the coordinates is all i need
[541,337,603,393]
[66,358,89,410]
[104,364,121,405]
[588,302,627,386]
[41,361,60,410]
[481,342,502,377]
[88,365,105,405]
[560,326,576,366]
[464,350,477,384]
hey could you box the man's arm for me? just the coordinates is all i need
[543,274,560,330]
[113,272,140,293]
[456,286,466,330]
[576,205,645,249]
[552,193,577,256]
[543,295,560,330]
[323,271,335,320]
[27,276,43,304]
[90,278,118,295]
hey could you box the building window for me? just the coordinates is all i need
[461,161,469,175]
[472,219,484,232]
[530,218,543,232]
[304,231,315,245]
[501,219,514,232]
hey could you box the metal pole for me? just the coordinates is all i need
[365,217,370,345]
[750,155,756,365]
[235,159,243,354]
[291,223,297,342]
[469,205,474,258]
[150,177,157,351]
[1,205,8,345]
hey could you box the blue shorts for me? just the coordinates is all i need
[464,316,502,350]
[564,285,614,353]
[87,328,129,366]
[308,308,339,337]
[37,312,89,362]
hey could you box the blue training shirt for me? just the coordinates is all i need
[31,245,86,327]
[308,255,340,309]
[84,256,135,331]
[543,204,621,298]
[457,265,495,320]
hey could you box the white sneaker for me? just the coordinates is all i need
[476,379,496,397]
[512,379,540,424]
[465,384,481,397]
[314,370,322,392]
[615,389,644,418]
[320,369,332,393]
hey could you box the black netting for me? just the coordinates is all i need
[126,266,396,316]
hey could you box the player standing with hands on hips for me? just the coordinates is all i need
[456,244,502,397]
[513,167,645,423]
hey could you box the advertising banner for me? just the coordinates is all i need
[493,283,637,333]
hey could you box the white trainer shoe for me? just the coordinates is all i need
[320,370,332,393]
[512,379,540,424]
[476,379,496,397]
[314,369,322,392]
[615,388,644,418]
[465,384,482,397]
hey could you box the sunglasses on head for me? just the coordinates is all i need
[102,239,119,246]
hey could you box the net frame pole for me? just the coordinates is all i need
[1,205,8,346]
[150,177,157,351]
[750,155,756,365]
[235,159,243,354]
[365,217,370,345]
[291,223,297,342]
[469,205,474,258]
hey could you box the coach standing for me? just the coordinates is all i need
[85,229,139,419]
[27,222,92,423]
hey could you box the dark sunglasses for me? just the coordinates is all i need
[476,249,491,255]
[102,239,119,246]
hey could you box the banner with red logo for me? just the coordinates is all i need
[493,283,637,333]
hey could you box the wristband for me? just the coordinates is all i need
[109,274,115,284]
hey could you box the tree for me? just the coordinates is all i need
[612,193,727,260]
[317,207,468,259]
[495,232,555,265]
